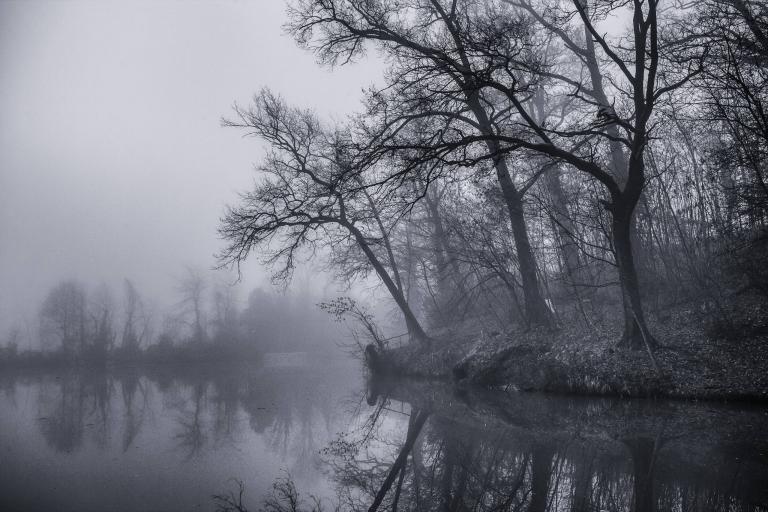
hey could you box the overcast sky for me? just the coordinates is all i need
[0,0,382,339]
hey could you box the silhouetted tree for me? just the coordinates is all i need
[219,90,429,342]
[177,267,208,344]
[40,280,88,356]
[287,0,707,351]
[121,279,144,354]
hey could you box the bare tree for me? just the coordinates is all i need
[211,279,240,344]
[121,279,144,352]
[177,267,208,344]
[287,0,706,352]
[40,280,88,355]
[219,90,429,342]
[292,4,556,326]
[89,283,116,360]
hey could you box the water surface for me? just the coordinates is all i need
[1,363,767,511]
[0,360,363,511]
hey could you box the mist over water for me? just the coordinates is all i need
[2,0,768,511]
[0,362,365,511]
[2,369,767,511]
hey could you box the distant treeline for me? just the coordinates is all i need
[0,272,344,368]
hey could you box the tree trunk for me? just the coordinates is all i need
[570,454,593,512]
[347,222,430,342]
[581,2,649,276]
[612,207,656,350]
[440,441,455,512]
[532,92,582,286]
[364,188,405,295]
[528,445,554,512]
[624,437,656,512]
[424,188,467,322]
[391,462,407,512]
[467,93,552,327]
[425,192,451,295]
[498,166,553,327]
[369,410,429,512]
[544,167,582,282]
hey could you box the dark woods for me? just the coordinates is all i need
[218,0,768,362]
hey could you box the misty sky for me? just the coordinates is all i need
[0,1,382,338]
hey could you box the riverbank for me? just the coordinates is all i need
[367,295,768,401]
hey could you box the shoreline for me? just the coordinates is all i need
[365,303,768,403]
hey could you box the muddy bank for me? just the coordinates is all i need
[365,304,768,401]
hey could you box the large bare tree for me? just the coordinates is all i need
[219,90,430,342]
[288,0,704,349]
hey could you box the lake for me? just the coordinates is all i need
[0,359,364,511]
[1,360,767,511]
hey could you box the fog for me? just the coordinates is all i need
[1,1,767,511]
[0,0,382,342]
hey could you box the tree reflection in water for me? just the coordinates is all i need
[120,368,152,452]
[36,374,88,453]
[4,368,768,511]
[174,381,208,458]
[310,378,768,512]
[22,364,348,471]
[0,365,361,511]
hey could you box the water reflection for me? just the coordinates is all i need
[0,363,361,512]
[11,367,351,463]
[322,378,768,512]
[2,368,767,511]
[33,371,115,453]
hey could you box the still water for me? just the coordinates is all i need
[0,360,363,511]
[1,359,767,511]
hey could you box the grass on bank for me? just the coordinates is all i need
[375,292,768,401]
